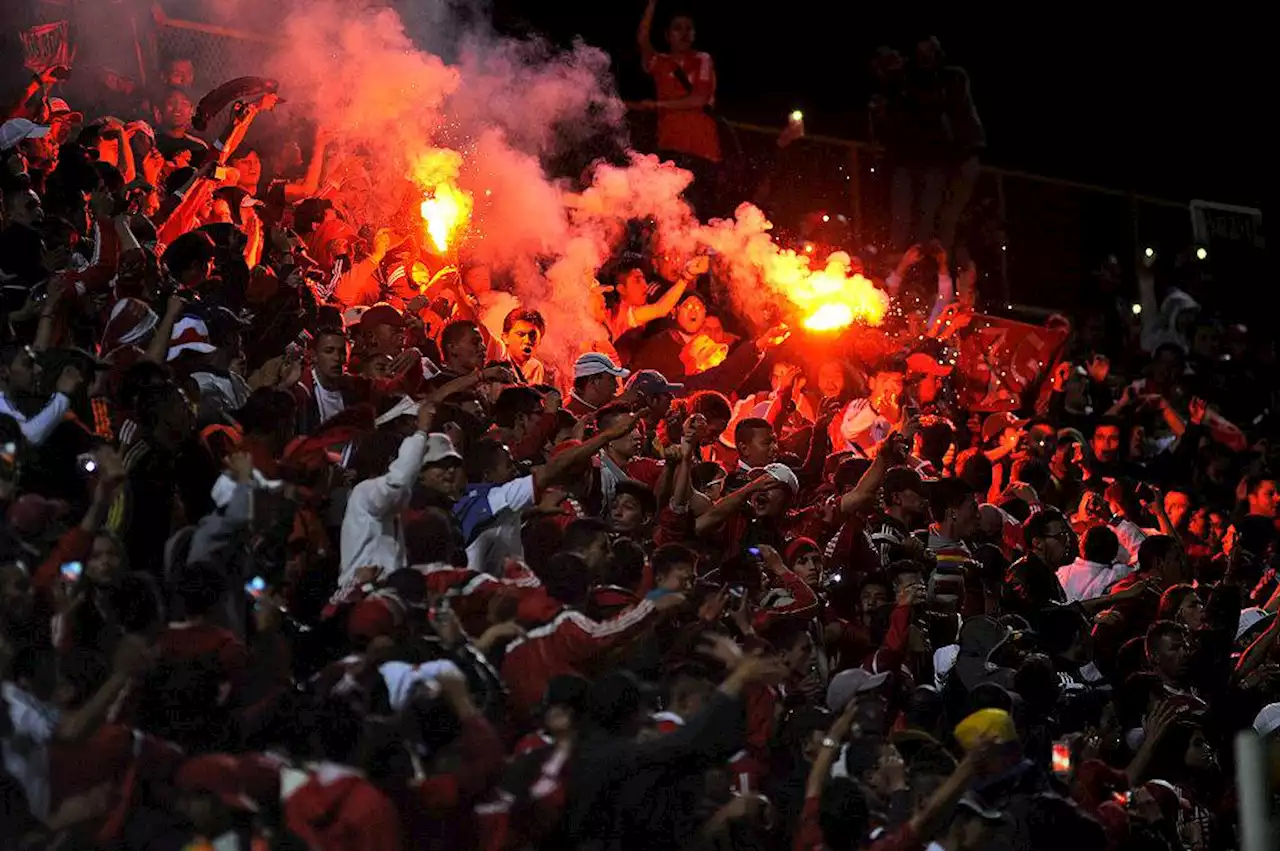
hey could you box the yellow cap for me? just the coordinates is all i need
[953,708,1017,751]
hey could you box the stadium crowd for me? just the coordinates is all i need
[2,6,1278,851]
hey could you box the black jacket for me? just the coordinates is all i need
[562,690,746,851]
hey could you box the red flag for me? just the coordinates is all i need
[954,315,1069,413]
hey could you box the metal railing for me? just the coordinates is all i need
[144,13,1207,318]
[710,117,1195,317]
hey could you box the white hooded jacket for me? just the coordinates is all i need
[1056,557,1133,603]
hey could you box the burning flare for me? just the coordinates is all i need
[766,250,888,332]
[420,184,471,253]
[411,149,473,254]
[804,303,857,332]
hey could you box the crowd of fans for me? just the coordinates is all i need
[2,9,1279,851]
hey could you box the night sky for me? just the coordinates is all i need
[494,2,1265,208]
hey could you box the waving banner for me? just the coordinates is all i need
[953,315,1070,413]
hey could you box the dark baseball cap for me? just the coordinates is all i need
[358,303,404,332]
[625,369,684,397]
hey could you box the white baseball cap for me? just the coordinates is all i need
[47,97,83,124]
[573,352,629,380]
[423,433,463,465]
[762,462,799,494]
[1253,702,1280,737]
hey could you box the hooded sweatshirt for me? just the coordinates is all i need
[1140,286,1199,354]
[1056,557,1132,604]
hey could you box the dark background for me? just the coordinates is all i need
[494,1,1265,207]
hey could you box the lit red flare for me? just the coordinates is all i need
[763,250,888,332]
[420,184,470,253]
[411,149,472,254]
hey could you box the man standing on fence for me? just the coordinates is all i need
[878,36,984,257]
[922,36,985,257]
[634,0,722,217]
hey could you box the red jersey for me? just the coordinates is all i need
[626,456,665,489]
[645,51,722,162]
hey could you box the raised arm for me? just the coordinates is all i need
[155,162,217,242]
[763,366,800,430]
[669,415,703,510]
[425,365,513,405]
[904,743,985,841]
[884,244,923,297]
[631,256,708,326]
[32,279,67,353]
[104,122,137,184]
[1,370,79,446]
[925,244,955,328]
[282,125,330,202]
[637,0,659,70]
[535,411,640,490]
[629,651,784,773]
[214,93,279,166]
[695,475,775,535]
[839,441,895,515]
[146,295,186,364]
[333,228,391,307]
[804,698,861,798]
[359,404,435,517]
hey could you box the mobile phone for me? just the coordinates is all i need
[213,165,229,181]
[1051,740,1072,776]
[245,576,266,599]
[61,561,83,583]
[76,453,98,475]
[428,594,453,625]
[0,441,17,480]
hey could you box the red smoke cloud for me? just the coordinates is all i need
[213,0,888,367]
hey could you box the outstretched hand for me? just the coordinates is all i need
[599,411,641,440]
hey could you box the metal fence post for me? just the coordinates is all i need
[1234,731,1274,851]
[996,171,1010,306]
[1128,192,1142,285]
[848,144,862,249]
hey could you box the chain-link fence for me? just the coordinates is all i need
[152,15,281,89]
